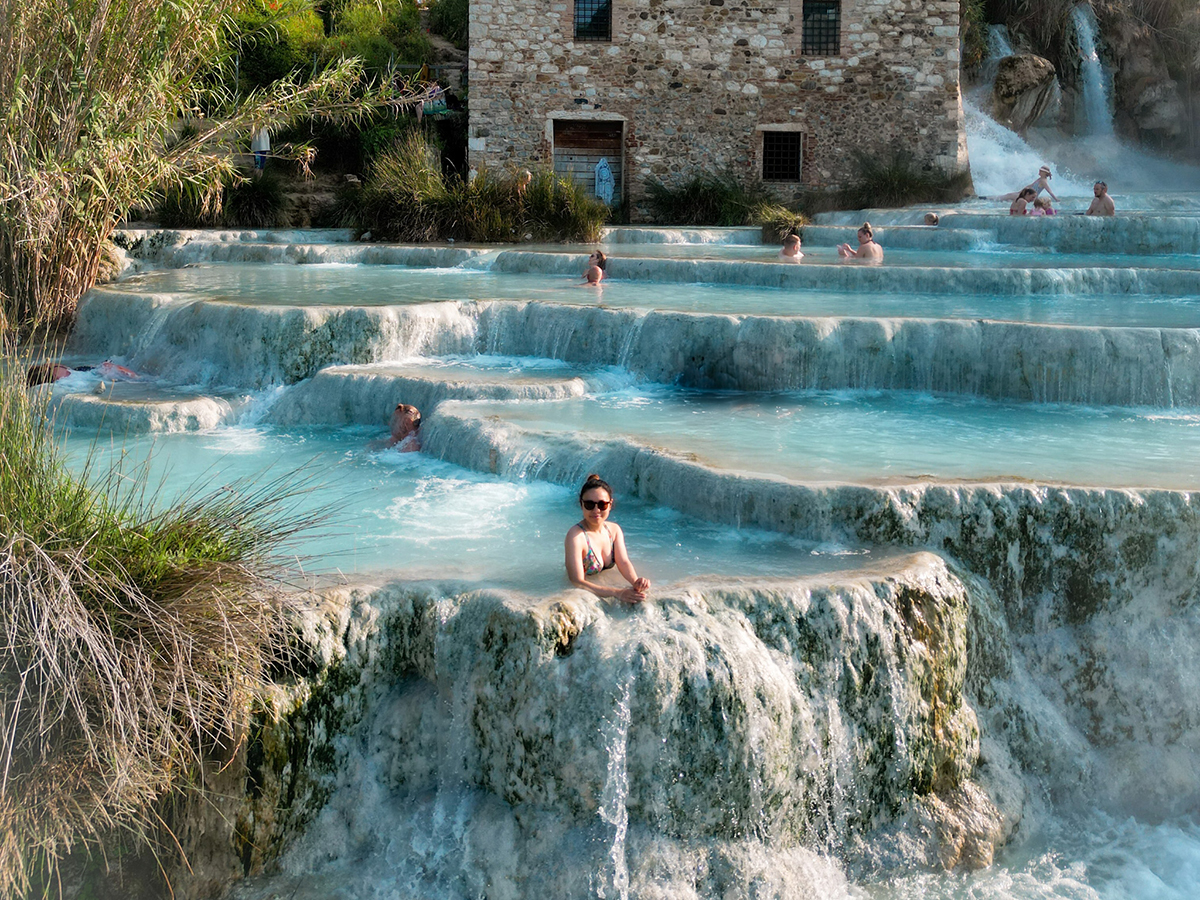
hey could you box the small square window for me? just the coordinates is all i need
[762,132,804,182]
[575,0,612,42]
[802,0,840,56]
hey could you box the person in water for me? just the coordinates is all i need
[1000,165,1059,202]
[923,213,939,226]
[581,249,607,285]
[1009,187,1037,215]
[837,222,883,261]
[387,403,422,451]
[26,360,139,387]
[564,473,650,604]
[1086,181,1115,216]
[779,233,803,261]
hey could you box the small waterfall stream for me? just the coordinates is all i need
[1071,4,1115,138]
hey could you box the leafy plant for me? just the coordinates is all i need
[350,132,610,242]
[960,0,989,72]
[429,0,469,49]
[232,0,326,91]
[0,0,436,339]
[644,172,803,232]
[225,172,290,227]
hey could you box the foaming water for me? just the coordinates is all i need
[864,812,1200,899]
[963,99,1092,199]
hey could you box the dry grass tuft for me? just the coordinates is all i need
[0,356,316,896]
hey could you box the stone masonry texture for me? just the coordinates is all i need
[468,0,968,215]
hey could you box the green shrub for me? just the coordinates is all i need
[354,130,448,240]
[519,169,611,242]
[442,169,520,241]
[757,206,809,243]
[381,0,433,63]
[156,183,224,228]
[225,173,290,227]
[960,0,988,72]
[155,173,288,229]
[232,0,325,90]
[429,0,469,49]
[351,132,609,242]
[836,145,972,210]
[325,0,431,72]
[645,172,804,234]
[645,173,776,226]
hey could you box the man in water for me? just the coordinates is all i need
[779,233,803,261]
[1086,181,1115,216]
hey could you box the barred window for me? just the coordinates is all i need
[802,0,840,56]
[762,132,804,182]
[575,0,612,42]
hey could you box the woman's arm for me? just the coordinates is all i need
[611,525,651,594]
[565,528,646,603]
[1045,185,1059,202]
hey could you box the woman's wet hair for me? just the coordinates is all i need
[395,403,421,428]
[1021,187,1037,199]
[858,222,874,238]
[591,250,608,271]
[26,363,58,387]
[579,473,612,503]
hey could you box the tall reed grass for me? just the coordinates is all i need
[0,0,434,339]
[0,354,318,896]
[353,131,610,242]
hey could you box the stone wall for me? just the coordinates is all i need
[468,0,968,212]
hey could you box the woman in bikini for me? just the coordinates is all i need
[564,473,651,604]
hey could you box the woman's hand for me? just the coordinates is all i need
[632,577,650,593]
[617,586,647,604]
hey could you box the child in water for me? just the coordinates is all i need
[779,233,803,261]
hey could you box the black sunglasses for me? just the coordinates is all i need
[581,499,611,511]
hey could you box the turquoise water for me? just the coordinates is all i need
[447,387,1200,489]
[62,426,869,584]
[114,263,1200,326]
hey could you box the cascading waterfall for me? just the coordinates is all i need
[964,6,1200,194]
[1071,4,1115,138]
[596,672,634,900]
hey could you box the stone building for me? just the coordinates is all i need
[468,0,969,211]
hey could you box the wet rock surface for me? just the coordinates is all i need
[992,55,1058,135]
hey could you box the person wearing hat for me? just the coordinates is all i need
[1001,165,1059,203]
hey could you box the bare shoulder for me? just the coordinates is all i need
[565,523,584,543]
